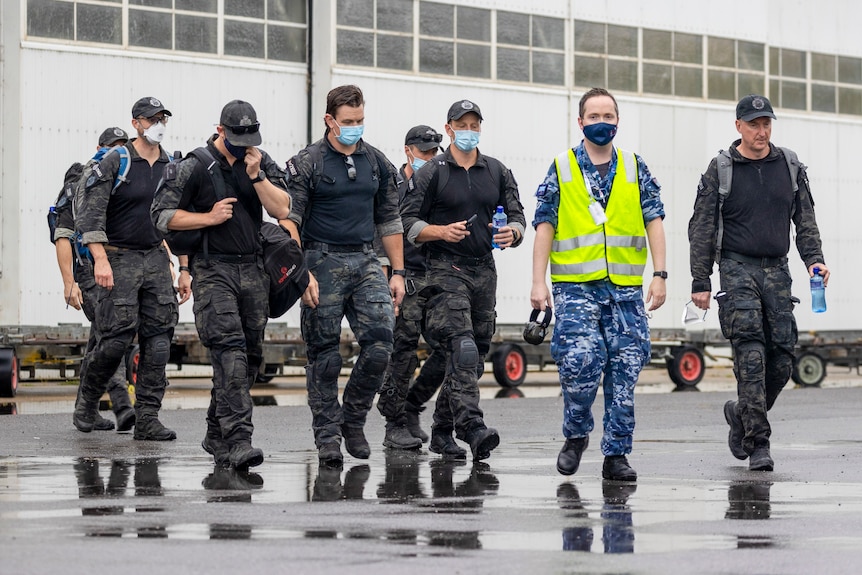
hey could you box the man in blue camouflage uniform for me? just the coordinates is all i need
[401,99,526,462]
[531,88,666,481]
[375,125,447,450]
[689,94,828,472]
[75,97,180,441]
[283,85,406,467]
[152,100,291,471]
[52,127,135,432]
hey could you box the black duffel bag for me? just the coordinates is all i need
[260,222,309,318]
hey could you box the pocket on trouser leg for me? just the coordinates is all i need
[718,296,761,340]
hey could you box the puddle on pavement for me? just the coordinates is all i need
[4,452,862,554]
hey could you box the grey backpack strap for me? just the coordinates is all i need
[779,146,802,219]
[714,149,733,262]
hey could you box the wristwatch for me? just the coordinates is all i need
[391,269,407,277]
[250,170,266,184]
[653,271,668,279]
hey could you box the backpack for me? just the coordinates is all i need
[162,147,224,256]
[48,162,85,244]
[259,222,309,318]
[714,147,804,262]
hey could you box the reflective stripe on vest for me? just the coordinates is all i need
[550,148,647,285]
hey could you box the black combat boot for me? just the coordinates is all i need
[201,433,231,468]
[724,400,748,460]
[342,424,371,459]
[404,410,429,443]
[469,427,500,462]
[602,455,637,482]
[318,442,344,468]
[429,430,467,460]
[556,436,589,476]
[115,407,136,432]
[134,416,177,441]
[93,412,115,431]
[749,447,774,471]
[73,401,98,433]
[383,421,422,450]
[229,443,264,470]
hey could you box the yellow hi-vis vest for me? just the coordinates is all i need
[550,148,647,285]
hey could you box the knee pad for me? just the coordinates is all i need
[311,351,343,383]
[363,344,390,376]
[453,337,479,370]
[143,334,171,365]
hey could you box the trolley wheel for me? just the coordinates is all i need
[492,343,527,388]
[126,344,140,390]
[666,345,705,387]
[791,352,826,387]
[0,347,19,398]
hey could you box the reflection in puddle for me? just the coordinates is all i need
[557,482,636,553]
[726,480,772,520]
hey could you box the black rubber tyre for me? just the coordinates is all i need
[0,347,19,398]
[666,345,705,387]
[492,343,527,388]
[126,344,140,389]
[791,352,826,387]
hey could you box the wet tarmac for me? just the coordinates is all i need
[2,370,862,574]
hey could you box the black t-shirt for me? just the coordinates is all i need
[106,152,166,249]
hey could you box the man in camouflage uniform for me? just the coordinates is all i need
[75,97,180,441]
[689,94,829,471]
[531,88,667,481]
[375,125,447,450]
[401,99,526,462]
[152,100,291,470]
[283,85,405,467]
[52,127,135,432]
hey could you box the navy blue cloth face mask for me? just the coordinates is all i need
[582,122,618,146]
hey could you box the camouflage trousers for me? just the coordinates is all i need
[377,270,446,424]
[192,257,268,445]
[301,246,394,447]
[423,256,497,442]
[77,259,133,414]
[716,258,798,453]
[79,245,177,417]
[550,281,651,456]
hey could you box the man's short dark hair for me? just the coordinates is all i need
[579,87,619,118]
[326,85,365,120]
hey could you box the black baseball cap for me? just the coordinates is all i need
[131,97,172,119]
[220,100,262,147]
[447,99,483,122]
[404,125,443,151]
[736,94,776,121]
[98,127,129,148]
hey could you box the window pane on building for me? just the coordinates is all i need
[782,49,806,78]
[176,14,217,53]
[456,43,490,78]
[708,69,735,101]
[456,7,490,42]
[533,16,564,50]
[643,62,672,94]
[769,78,780,103]
[268,25,306,62]
[225,0,263,18]
[377,34,412,70]
[781,80,806,110]
[574,20,604,53]
[176,0,217,13]
[839,87,862,115]
[533,51,564,85]
[337,0,373,28]
[337,29,373,65]
[574,56,605,88]
[269,0,306,23]
[420,39,453,74]
[420,2,452,37]
[27,0,73,40]
[739,41,764,71]
[497,11,528,46]
[674,32,701,64]
[225,20,264,58]
[130,9,172,49]
[643,29,671,61]
[608,25,637,57]
[675,65,702,97]
[812,84,836,113]
[377,0,412,32]
[498,47,528,81]
[811,53,835,81]
[78,4,121,44]
[838,56,862,85]
[608,59,637,92]
[131,0,171,7]
[738,73,764,97]
[708,36,735,67]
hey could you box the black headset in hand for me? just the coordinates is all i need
[523,307,553,345]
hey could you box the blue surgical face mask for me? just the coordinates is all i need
[411,157,427,172]
[223,137,247,159]
[335,122,364,146]
[582,122,618,146]
[453,129,480,152]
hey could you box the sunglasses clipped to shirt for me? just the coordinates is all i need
[344,155,356,181]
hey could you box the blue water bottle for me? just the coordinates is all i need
[810,267,826,313]
[491,205,507,249]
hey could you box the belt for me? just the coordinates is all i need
[304,241,372,253]
[429,251,493,267]
[721,250,787,268]
[200,253,258,263]
[104,244,158,252]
